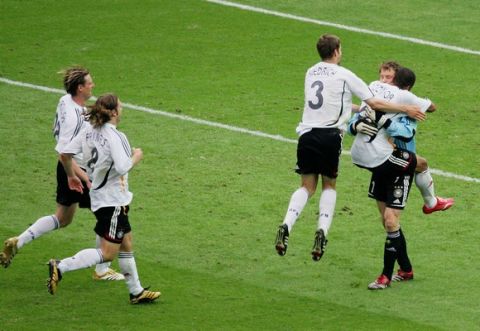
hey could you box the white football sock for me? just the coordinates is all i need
[415,169,437,208]
[58,248,103,274]
[317,188,337,236]
[17,215,60,249]
[283,187,309,232]
[118,251,143,296]
[94,235,112,275]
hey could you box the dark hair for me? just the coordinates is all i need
[62,66,90,96]
[379,61,401,73]
[87,94,119,128]
[394,67,416,90]
[316,34,341,60]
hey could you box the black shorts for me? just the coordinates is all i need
[295,128,343,178]
[368,149,417,209]
[56,161,91,208]
[94,206,132,244]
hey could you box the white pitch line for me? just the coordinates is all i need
[1,77,479,183]
[205,0,480,57]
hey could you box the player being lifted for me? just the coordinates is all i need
[377,61,454,214]
[274,34,425,261]
[0,67,124,281]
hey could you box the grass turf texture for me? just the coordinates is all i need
[1,0,479,330]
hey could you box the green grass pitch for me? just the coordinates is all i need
[1,1,479,330]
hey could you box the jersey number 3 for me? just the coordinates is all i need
[308,81,324,110]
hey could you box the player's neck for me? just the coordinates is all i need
[71,94,86,107]
[322,57,339,65]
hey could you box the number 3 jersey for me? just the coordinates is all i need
[62,122,134,212]
[296,61,374,135]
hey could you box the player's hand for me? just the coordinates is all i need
[131,147,144,165]
[133,148,143,159]
[354,118,378,137]
[361,105,376,122]
[405,105,426,121]
[67,176,84,193]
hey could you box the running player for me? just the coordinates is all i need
[47,94,160,303]
[0,67,123,280]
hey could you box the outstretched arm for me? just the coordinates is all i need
[365,97,426,121]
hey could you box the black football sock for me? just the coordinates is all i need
[397,228,412,273]
[382,230,401,280]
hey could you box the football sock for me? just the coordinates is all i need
[415,169,437,208]
[58,248,103,274]
[397,228,412,272]
[118,251,143,296]
[94,235,112,275]
[283,187,309,232]
[318,188,337,236]
[382,230,401,280]
[17,215,60,249]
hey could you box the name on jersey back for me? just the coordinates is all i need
[312,66,337,77]
[86,131,108,147]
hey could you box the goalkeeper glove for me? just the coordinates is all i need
[353,118,378,137]
[374,111,392,129]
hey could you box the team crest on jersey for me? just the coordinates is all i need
[393,188,403,198]
[402,151,410,160]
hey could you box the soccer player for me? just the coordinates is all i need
[378,61,454,214]
[0,67,124,281]
[274,34,425,261]
[47,94,160,304]
[348,67,430,289]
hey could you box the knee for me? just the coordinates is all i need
[416,156,428,172]
[58,216,73,228]
[304,186,316,197]
[382,213,400,232]
[101,250,116,262]
[383,218,398,231]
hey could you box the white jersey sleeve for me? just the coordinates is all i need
[53,94,87,167]
[109,130,133,175]
[399,91,431,113]
[61,128,84,155]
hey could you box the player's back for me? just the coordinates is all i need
[298,61,373,134]
[83,123,133,211]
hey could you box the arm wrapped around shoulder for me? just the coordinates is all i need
[352,117,378,137]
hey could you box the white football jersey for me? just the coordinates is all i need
[350,81,431,168]
[296,62,374,134]
[53,94,87,167]
[63,122,134,212]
